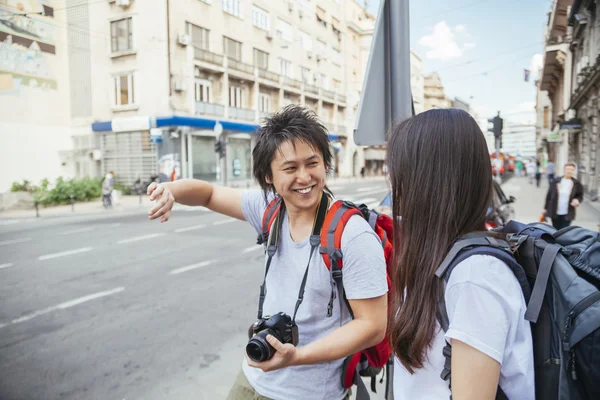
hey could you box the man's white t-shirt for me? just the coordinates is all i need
[557,178,574,216]
[393,255,535,399]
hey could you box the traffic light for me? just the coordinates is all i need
[487,113,503,138]
[214,135,226,159]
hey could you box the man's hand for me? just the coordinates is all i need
[147,182,175,223]
[571,199,580,208]
[246,335,298,372]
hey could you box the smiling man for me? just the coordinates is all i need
[146,105,388,400]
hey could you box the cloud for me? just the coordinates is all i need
[419,21,464,61]
[464,42,476,50]
[455,24,466,32]
[519,101,536,111]
[529,53,544,80]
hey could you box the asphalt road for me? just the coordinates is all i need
[0,180,389,400]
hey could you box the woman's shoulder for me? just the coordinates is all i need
[447,254,523,297]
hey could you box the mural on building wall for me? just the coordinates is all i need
[0,1,57,94]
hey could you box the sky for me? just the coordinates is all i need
[366,0,552,127]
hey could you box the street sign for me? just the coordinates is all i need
[354,0,413,146]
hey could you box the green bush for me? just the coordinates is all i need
[114,181,132,195]
[10,179,36,193]
[33,177,103,206]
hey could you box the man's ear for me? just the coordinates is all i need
[265,175,272,185]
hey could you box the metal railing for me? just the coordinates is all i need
[258,68,280,82]
[194,48,224,66]
[228,59,255,75]
[283,77,302,89]
[322,89,335,100]
[336,93,346,103]
[196,101,225,117]
[229,107,256,121]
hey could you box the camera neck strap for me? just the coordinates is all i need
[257,192,330,321]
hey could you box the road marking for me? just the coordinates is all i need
[0,220,20,226]
[0,263,14,270]
[0,237,31,246]
[117,233,165,244]
[212,219,237,226]
[243,245,263,253]
[0,287,125,329]
[174,224,206,233]
[357,187,379,192]
[38,247,93,260]
[60,227,94,235]
[169,260,215,275]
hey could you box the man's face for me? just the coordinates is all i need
[564,165,575,179]
[267,139,327,213]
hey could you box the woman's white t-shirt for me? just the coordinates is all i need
[393,255,535,399]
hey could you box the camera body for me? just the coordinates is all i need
[246,312,299,362]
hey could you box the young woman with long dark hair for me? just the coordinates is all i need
[387,109,534,399]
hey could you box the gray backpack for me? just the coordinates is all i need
[436,221,600,400]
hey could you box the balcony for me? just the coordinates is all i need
[228,59,255,75]
[196,101,225,117]
[305,84,319,96]
[194,48,224,66]
[259,111,270,119]
[322,89,335,101]
[258,68,280,83]
[283,77,302,89]
[229,106,256,121]
[336,93,346,103]
[324,122,336,132]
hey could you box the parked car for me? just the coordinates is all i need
[374,180,515,230]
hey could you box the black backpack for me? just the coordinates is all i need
[436,221,600,400]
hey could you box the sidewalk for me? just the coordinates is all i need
[0,176,386,220]
[501,175,600,231]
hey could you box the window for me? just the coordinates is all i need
[543,106,550,129]
[223,0,241,17]
[298,31,312,51]
[316,39,327,58]
[300,66,310,82]
[280,58,292,78]
[276,18,293,42]
[187,23,210,50]
[113,73,135,106]
[195,79,212,103]
[332,79,341,91]
[332,46,342,66]
[316,6,327,27]
[223,37,242,61]
[111,18,133,52]
[314,72,328,89]
[252,6,270,31]
[229,86,244,108]
[253,48,269,69]
[259,93,271,113]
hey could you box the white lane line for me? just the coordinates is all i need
[357,187,379,192]
[38,247,93,261]
[174,224,206,233]
[0,263,14,270]
[169,260,215,275]
[60,227,94,235]
[0,287,125,329]
[117,233,165,244]
[0,237,31,246]
[212,219,237,226]
[243,245,263,253]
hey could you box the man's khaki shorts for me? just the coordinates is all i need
[226,369,351,400]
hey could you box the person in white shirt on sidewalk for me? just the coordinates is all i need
[543,162,584,230]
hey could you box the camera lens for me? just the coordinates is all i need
[246,330,274,362]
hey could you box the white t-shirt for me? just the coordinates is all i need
[393,255,535,400]
[557,178,574,216]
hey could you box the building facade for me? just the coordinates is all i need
[410,50,425,115]
[424,72,451,111]
[0,0,74,192]
[568,0,600,199]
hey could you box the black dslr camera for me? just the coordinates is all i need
[246,312,299,362]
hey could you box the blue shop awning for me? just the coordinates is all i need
[92,115,259,134]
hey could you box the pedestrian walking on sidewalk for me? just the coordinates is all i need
[535,160,542,188]
[546,160,555,186]
[386,109,534,400]
[542,162,584,230]
[146,105,387,400]
[526,159,536,184]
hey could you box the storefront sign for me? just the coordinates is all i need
[547,126,561,142]
[112,116,151,132]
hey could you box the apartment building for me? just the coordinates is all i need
[81,0,377,186]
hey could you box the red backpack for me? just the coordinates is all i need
[258,196,395,399]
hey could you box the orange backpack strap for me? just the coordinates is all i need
[320,200,364,317]
[257,196,282,246]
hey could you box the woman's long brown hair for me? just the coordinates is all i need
[386,108,492,373]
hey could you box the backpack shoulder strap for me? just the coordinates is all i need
[319,200,364,317]
[257,196,282,245]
